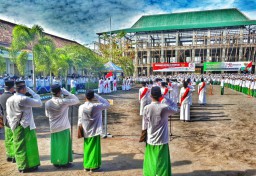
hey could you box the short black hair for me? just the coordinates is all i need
[151,86,162,101]
[183,81,188,88]
[86,90,94,100]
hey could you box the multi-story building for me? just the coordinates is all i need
[97,8,256,76]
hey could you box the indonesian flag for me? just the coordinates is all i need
[246,61,253,70]
[106,71,113,79]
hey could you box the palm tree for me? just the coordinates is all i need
[11,24,48,90]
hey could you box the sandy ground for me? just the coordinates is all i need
[0,85,256,176]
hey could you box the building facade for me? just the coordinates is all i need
[97,8,256,76]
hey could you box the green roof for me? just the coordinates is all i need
[97,8,256,34]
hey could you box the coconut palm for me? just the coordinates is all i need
[11,24,49,90]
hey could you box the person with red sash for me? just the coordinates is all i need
[179,81,195,122]
[112,78,117,92]
[198,78,207,105]
[161,82,169,99]
[139,82,151,116]
[103,79,108,94]
[98,78,104,94]
[142,86,178,176]
[107,78,111,93]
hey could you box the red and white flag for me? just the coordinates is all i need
[105,71,113,79]
[246,61,253,71]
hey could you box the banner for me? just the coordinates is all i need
[203,62,251,71]
[153,62,195,72]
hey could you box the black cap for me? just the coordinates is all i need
[4,80,14,88]
[15,81,26,88]
[51,84,61,95]
[86,90,94,100]
[161,82,166,87]
[151,86,162,99]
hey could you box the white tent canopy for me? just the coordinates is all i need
[104,61,123,73]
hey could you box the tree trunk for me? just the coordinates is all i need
[32,58,36,91]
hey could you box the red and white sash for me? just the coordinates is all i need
[140,87,148,100]
[163,88,169,96]
[198,82,205,95]
[180,88,190,106]
[159,96,164,103]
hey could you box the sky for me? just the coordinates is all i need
[0,0,255,48]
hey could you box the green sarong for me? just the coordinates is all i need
[221,87,224,95]
[13,126,40,170]
[71,87,76,94]
[83,135,101,169]
[254,90,256,97]
[51,129,73,165]
[143,143,171,176]
[4,126,15,159]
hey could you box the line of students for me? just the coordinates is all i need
[98,77,117,94]
[1,80,110,173]
[221,77,256,97]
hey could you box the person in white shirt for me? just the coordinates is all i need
[71,77,77,94]
[160,82,169,99]
[122,78,126,91]
[107,78,111,93]
[125,77,130,91]
[78,90,110,172]
[198,78,207,105]
[112,78,117,92]
[220,77,225,95]
[139,82,150,116]
[98,78,104,94]
[45,85,79,167]
[142,86,178,176]
[103,79,108,94]
[6,81,42,173]
[179,81,195,121]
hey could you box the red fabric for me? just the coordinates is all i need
[106,72,113,78]
[105,83,108,88]
[159,96,164,103]
[163,88,169,96]
[198,82,206,95]
[114,82,117,87]
[140,87,148,100]
[180,88,190,106]
[246,61,253,68]
[168,83,172,87]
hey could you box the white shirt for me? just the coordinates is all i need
[142,98,178,145]
[6,88,42,130]
[71,79,76,88]
[78,94,110,138]
[45,91,79,133]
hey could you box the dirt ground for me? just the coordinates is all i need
[0,85,256,176]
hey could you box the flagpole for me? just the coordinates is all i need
[110,17,112,62]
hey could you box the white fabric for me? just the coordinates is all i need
[113,80,117,91]
[6,87,42,131]
[179,87,194,121]
[78,94,110,138]
[98,79,104,94]
[45,88,80,133]
[71,79,76,88]
[142,98,178,145]
[198,82,207,104]
[139,87,151,115]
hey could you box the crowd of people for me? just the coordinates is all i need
[0,72,255,175]
[137,73,255,175]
